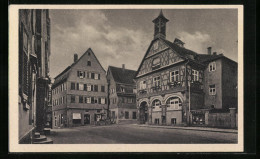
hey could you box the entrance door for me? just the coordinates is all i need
[171,118,176,125]
[84,114,90,125]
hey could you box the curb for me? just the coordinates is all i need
[136,125,238,134]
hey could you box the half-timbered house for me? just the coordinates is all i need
[135,10,237,126]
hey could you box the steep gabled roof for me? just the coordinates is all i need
[108,66,136,85]
[52,48,105,87]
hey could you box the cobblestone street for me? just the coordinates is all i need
[48,124,237,144]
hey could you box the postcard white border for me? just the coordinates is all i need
[9,5,244,152]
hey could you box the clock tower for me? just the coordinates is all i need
[152,10,169,39]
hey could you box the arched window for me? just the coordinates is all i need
[152,99,161,111]
[166,97,182,110]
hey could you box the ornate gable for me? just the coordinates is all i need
[136,39,184,77]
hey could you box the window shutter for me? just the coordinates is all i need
[91,85,93,91]
[98,98,101,104]
[76,83,79,90]
[105,98,107,104]
[77,71,79,77]
[87,72,89,78]
[83,72,85,78]
[84,84,87,91]
[98,74,100,80]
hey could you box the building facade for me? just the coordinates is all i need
[135,11,237,126]
[52,48,108,128]
[107,65,137,124]
[19,9,51,143]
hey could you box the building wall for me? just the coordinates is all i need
[204,59,222,109]
[221,58,238,109]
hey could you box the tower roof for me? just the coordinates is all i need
[152,10,169,23]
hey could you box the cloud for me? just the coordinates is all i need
[177,31,214,54]
[50,10,150,78]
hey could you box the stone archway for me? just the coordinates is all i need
[139,101,148,124]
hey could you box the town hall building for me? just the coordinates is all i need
[134,10,237,126]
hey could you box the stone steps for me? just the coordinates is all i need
[33,130,53,144]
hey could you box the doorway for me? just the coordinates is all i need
[171,118,176,125]
[84,114,90,125]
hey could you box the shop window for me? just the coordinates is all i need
[125,111,129,119]
[71,82,75,90]
[209,62,216,72]
[155,118,160,125]
[209,84,216,95]
[72,113,81,124]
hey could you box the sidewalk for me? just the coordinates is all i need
[132,124,238,134]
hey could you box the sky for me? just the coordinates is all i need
[49,9,238,79]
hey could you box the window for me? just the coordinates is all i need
[98,98,101,104]
[86,97,91,103]
[84,84,87,91]
[79,83,84,91]
[77,71,85,79]
[91,73,95,79]
[79,96,83,103]
[170,70,179,82]
[152,99,161,107]
[192,69,199,81]
[125,111,129,119]
[167,97,182,110]
[101,86,105,92]
[154,41,159,50]
[94,73,99,80]
[64,83,67,90]
[120,87,125,93]
[122,97,125,103]
[209,62,216,72]
[153,76,161,87]
[127,98,133,103]
[71,95,75,103]
[91,97,95,104]
[132,112,137,119]
[152,57,160,69]
[209,84,216,95]
[87,85,91,91]
[94,85,98,92]
[87,61,91,66]
[63,96,65,104]
[101,98,105,104]
[140,81,146,90]
[71,82,75,90]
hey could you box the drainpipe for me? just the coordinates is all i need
[184,59,191,126]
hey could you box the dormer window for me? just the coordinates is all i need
[209,62,216,72]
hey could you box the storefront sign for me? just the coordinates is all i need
[73,113,81,119]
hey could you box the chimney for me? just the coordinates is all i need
[207,47,212,55]
[74,54,78,62]
[213,52,217,55]
[122,64,125,70]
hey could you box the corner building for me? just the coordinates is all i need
[135,11,237,126]
[52,48,108,128]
